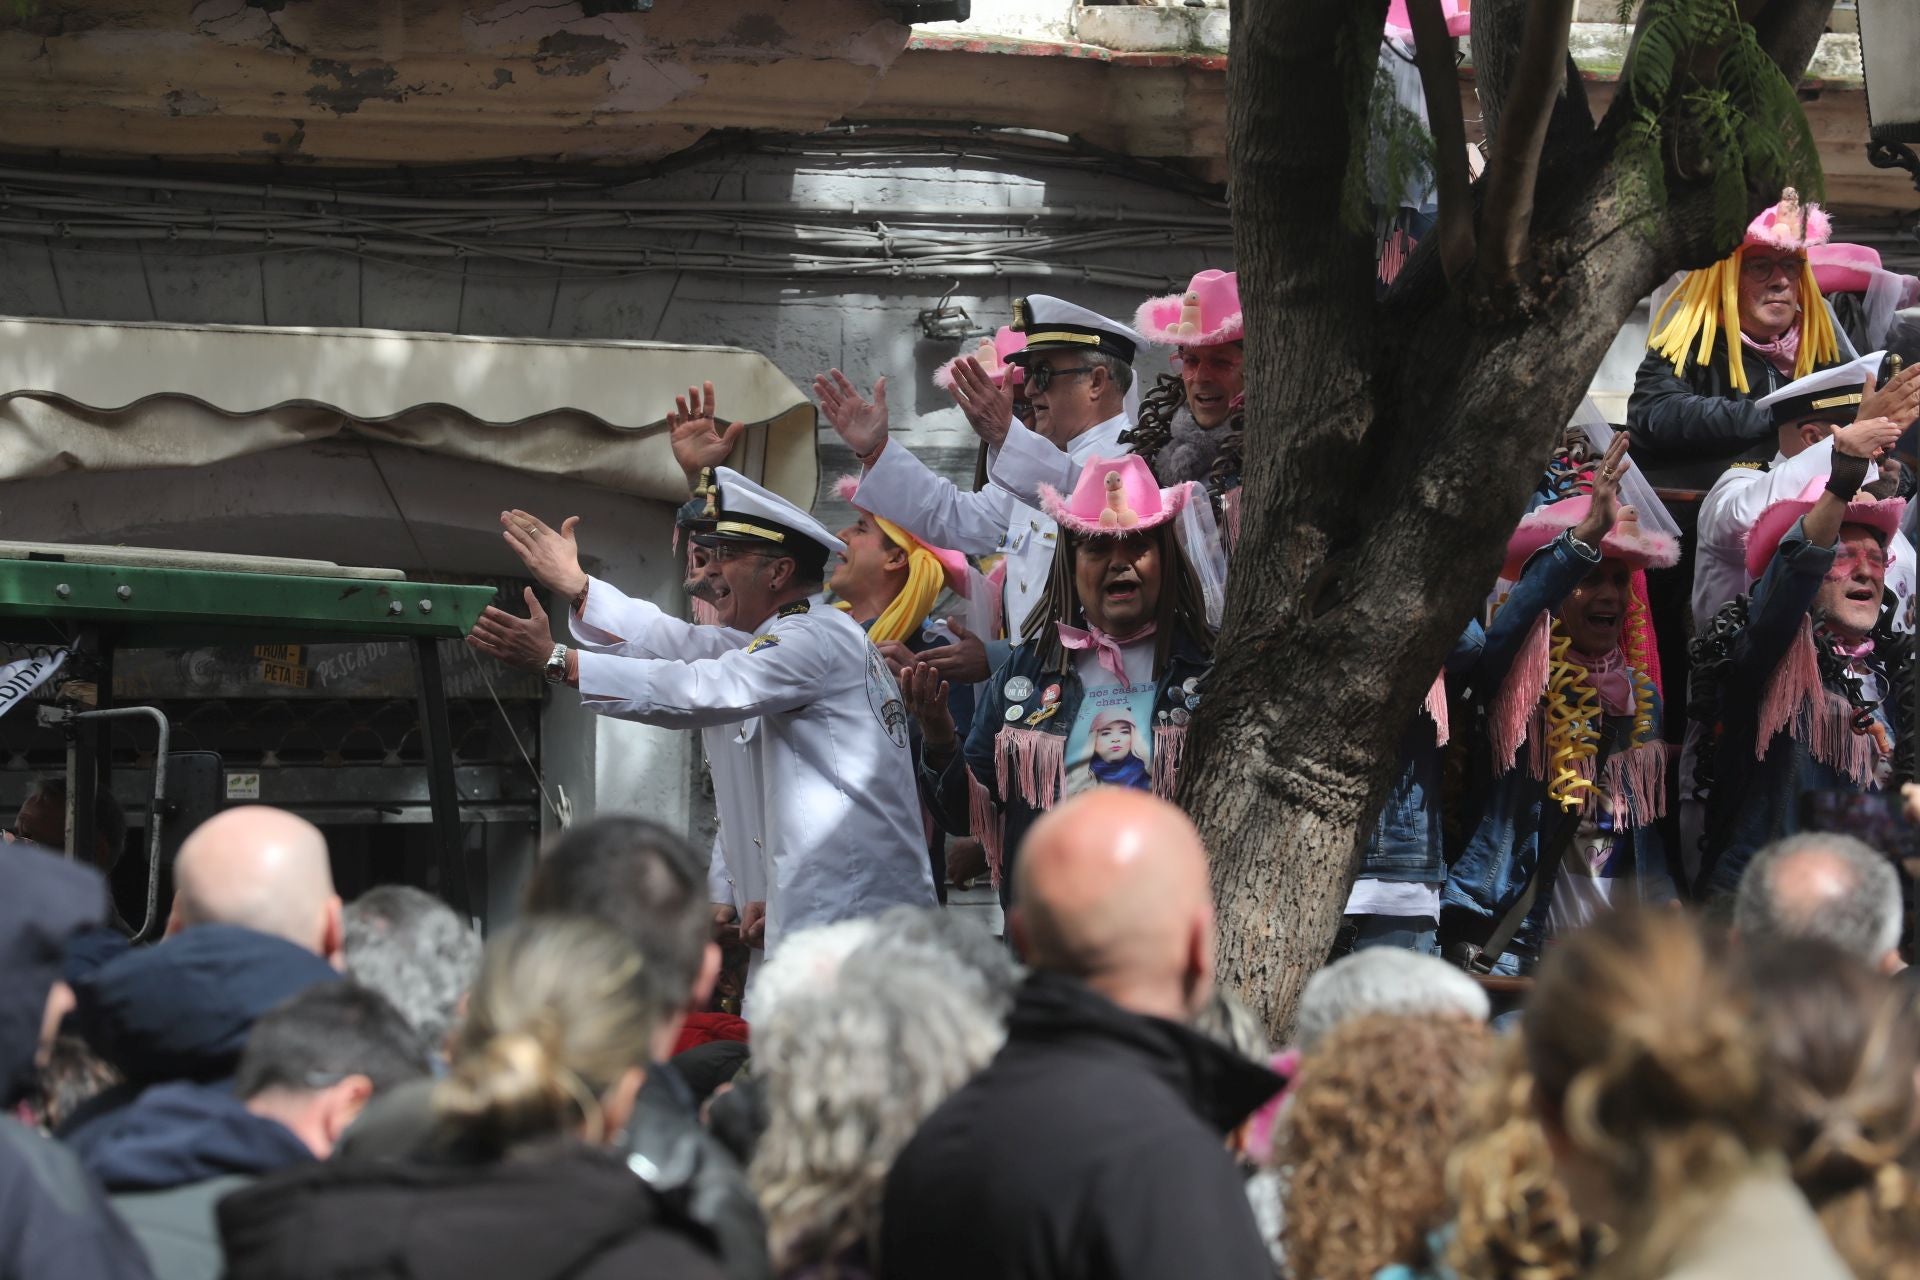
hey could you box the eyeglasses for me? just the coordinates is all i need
[1740,254,1806,283]
[1025,364,1094,395]
[1170,351,1244,378]
[705,543,780,565]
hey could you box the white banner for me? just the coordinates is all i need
[0,650,67,721]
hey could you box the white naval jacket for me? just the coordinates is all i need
[569,578,770,914]
[1691,440,1915,631]
[569,581,935,955]
[854,413,1130,641]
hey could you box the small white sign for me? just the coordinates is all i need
[224,772,261,801]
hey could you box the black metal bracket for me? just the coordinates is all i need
[1867,141,1920,196]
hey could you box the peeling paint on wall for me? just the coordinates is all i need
[532,31,622,77]
[305,58,404,115]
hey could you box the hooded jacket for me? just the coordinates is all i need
[0,845,156,1280]
[218,1139,726,1280]
[878,971,1281,1280]
[65,924,339,1135]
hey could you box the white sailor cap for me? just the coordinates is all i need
[1008,295,1146,367]
[1755,350,1888,427]
[689,467,847,564]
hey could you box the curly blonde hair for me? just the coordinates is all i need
[1525,909,1773,1280]
[1751,941,1920,1280]
[1446,1037,1594,1280]
[1281,1012,1495,1280]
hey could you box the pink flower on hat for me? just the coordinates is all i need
[932,327,1027,391]
[1039,455,1189,538]
[1134,270,1243,348]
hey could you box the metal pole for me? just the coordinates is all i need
[413,638,472,924]
[71,707,170,943]
[66,627,102,865]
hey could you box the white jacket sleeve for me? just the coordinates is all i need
[988,417,1079,510]
[707,835,736,908]
[575,619,831,729]
[854,439,1013,555]
[1698,442,1849,561]
[568,576,749,661]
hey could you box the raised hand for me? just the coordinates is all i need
[1832,415,1904,461]
[898,661,957,750]
[467,587,554,673]
[1571,432,1632,548]
[914,617,990,685]
[1858,363,1920,431]
[948,356,1015,447]
[814,369,890,460]
[667,381,746,487]
[500,510,588,599]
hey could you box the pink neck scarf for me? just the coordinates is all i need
[1572,647,1634,718]
[1057,621,1155,684]
[1741,322,1800,377]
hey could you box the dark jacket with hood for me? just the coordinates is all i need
[218,1138,726,1280]
[878,971,1282,1280]
[71,1079,317,1280]
[0,844,156,1280]
[64,923,340,1136]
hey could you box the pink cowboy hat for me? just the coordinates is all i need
[1134,269,1243,349]
[1744,475,1906,581]
[1501,497,1680,581]
[1384,0,1471,42]
[1744,187,1832,255]
[1809,243,1883,296]
[832,475,971,595]
[1039,454,1190,538]
[932,327,1026,392]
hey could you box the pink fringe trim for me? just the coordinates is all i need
[1600,739,1669,830]
[1490,614,1552,771]
[1222,487,1242,551]
[1422,671,1449,747]
[967,769,1005,888]
[1756,621,1882,786]
[1152,724,1187,800]
[994,727,1066,810]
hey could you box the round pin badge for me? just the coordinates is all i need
[1004,704,1026,722]
[1042,683,1062,705]
[1185,694,1202,711]
[1003,676,1035,703]
[1181,677,1199,696]
[1170,708,1190,726]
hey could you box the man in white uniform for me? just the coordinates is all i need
[815,296,1145,668]
[467,468,936,960]
[1692,350,1919,632]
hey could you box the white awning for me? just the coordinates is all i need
[0,317,818,506]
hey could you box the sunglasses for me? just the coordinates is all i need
[1025,364,1095,395]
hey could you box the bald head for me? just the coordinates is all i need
[1734,833,1903,973]
[170,807,344,966]
[1011,788,1215,1022]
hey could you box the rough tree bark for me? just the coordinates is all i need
[1191,0,1838,1038]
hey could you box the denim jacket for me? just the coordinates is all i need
[920,638,1212,900]
[1359,633,1480,885]
[1442,533,1675,956]
[1698,518,1901,898]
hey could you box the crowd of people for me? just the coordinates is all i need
[8,183,1920,1278]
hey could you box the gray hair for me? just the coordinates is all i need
[854,906,1024,1018]
[1087,350,1134,396]
[1294,949,1491,1052]
[1734,833,1902,965]
[747,917,884,1026]
[750,946,1004,1272]
[343,885,482,1050]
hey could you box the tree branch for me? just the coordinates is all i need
[1473,0,1576,290]
[1405,0,1475,282]
[1751,0,1837,79]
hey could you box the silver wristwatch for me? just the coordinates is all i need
[543,642,569,684]
[1565,533,1599,560]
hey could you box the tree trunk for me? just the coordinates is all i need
[1196,0,1837,1040]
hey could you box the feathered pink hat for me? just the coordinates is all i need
[832,475,971,594]
[1743,187,1832,254]
[1133,269,1243,349]
[1039,455,1190,538]
[932,327,1026,392]
[1809,243,1883,296]
[1744,475,1906,581]
[1384,0,1470,41]
[1501,497,1680,581]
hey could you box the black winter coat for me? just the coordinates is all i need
[218,1139,726,1280]
[1625,343,1816,490]
[878,972,1282,1280]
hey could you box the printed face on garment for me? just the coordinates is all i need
[1558,557,1635,656]
[1074,529,1162,636]
[1737,249,1805,341]
[1173,342,1244,428]
[1025,350,1111,446]
[829,513,908,601]
[1093,712,1139,763]
[1814,524,1891,639]
[692,542,792,631]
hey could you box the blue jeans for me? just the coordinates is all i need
[1344,913,1439,957]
